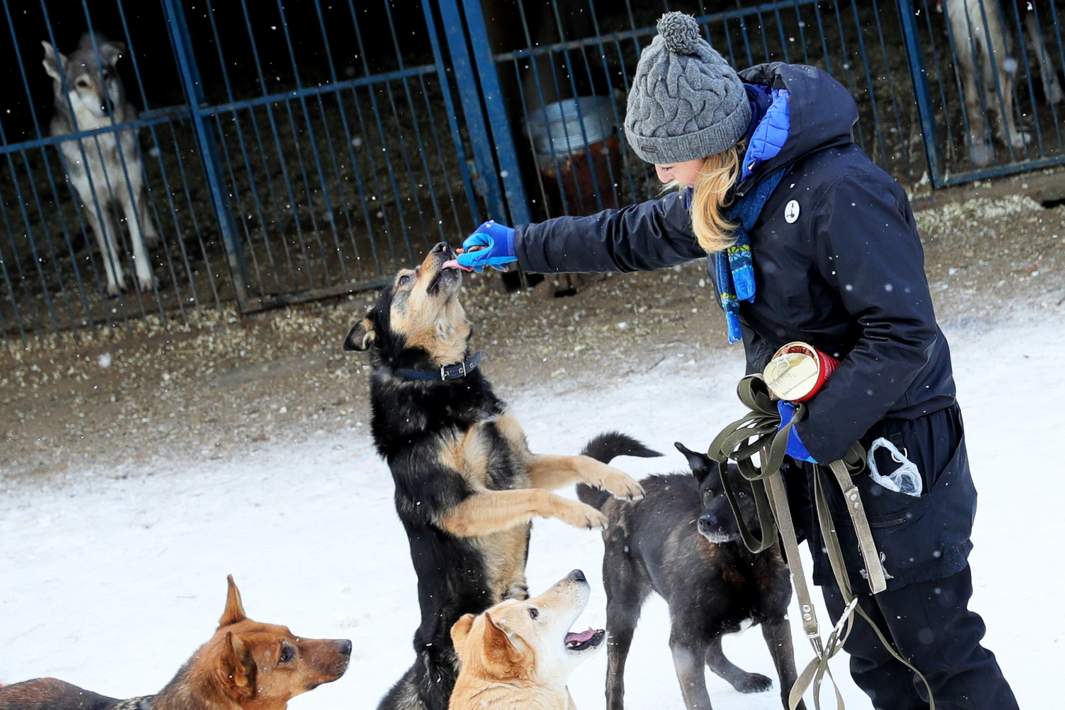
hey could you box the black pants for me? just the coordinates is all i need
[820,565,1018,710]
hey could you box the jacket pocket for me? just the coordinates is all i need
[861,431,931,529]
[816,427,977,591]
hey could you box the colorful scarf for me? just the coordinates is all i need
[713,167,786,343]
[711,86,791,344]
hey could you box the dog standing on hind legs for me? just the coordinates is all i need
[344,243,649,710]
[578,438,802,710]
[43,33,158,296]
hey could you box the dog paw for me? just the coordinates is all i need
[105,278,126,298]
[1009,130,1032,149]
[969,141,993,167]
[1048,83,1064,105]
[556,503,608,531]
[598,469,645,501]
[505,583,529,601]
[137,273,159,293]
[735,672,772,694]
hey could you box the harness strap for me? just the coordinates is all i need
[708,375,933,710]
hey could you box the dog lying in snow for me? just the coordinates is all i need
[0,576,350,709]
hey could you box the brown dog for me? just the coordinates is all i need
[449,570,605,710]
[0,576,351,710]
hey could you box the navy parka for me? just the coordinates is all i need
[515,63,956,464]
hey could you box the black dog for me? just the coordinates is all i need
[344,243,647,710]
[578,439,802,710]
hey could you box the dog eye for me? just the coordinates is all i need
[397,274,412,287]
[279,644,295,663]
[76,79,89,89]
[527,607,539,620]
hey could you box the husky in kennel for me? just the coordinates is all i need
[43,33,158,295]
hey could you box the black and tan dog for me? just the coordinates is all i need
[0,576,350,710]
[343,243,648,710]
[577,437,802,710]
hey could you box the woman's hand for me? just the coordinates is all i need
[777,401,817,463]
[456,220,517,272]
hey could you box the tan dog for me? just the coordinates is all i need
[449,570,605,710]
[0,576,351,710]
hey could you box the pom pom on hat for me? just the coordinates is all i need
[623,11,751,164]
[657,11,702,55]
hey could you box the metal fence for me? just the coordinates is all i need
[902,0,1065,185]
[2,0,1064,339]
[0,0,481,339]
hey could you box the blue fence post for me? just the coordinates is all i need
[897,0,942,187]
[438,0,506,224]
[460,0,530,225]
[160,0,250,307]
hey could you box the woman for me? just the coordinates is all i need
[456,12,1016,710]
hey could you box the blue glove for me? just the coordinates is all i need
[777,401,817,463]
[456,220,517,272]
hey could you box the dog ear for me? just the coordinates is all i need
[218,631,257,699]
[675,442,715,484]
[41,42,66,82]
[450,613,475,652]
[218,574,248,628]
[343,313,376,352]
[479,612,525,676]
[100,41,126,65]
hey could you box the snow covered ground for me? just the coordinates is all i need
[1,313,1062,708]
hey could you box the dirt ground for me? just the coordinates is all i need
[2,174,1064,482]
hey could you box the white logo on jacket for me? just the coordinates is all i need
[784,199,800,224]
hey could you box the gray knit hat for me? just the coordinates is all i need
[624,12,751,164]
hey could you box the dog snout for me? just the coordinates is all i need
[698,513,723,532]
[432,241,456,259]
[568,569,587,584]
[338,639,352,656]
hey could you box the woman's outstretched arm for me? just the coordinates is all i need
[516,190,706,274]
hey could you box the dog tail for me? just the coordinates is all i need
[577,432,660,509]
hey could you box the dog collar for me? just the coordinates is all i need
[395,351,483,382]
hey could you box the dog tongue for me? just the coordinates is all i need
[565,629,597,645]
[442,259,467,271]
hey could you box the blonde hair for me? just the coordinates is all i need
[688,144,743,253]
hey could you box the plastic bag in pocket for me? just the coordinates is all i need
[867,438,923,497]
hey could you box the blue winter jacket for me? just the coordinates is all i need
[514,63,956,462]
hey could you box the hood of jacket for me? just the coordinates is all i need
[735,62,858,194]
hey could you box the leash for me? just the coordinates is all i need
[707,375,934,710]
